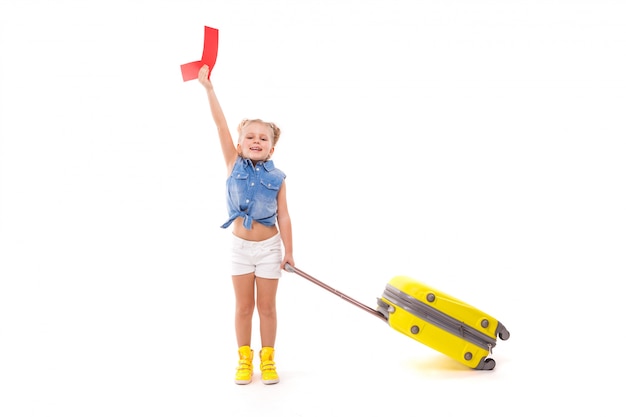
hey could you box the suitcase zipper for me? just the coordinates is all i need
[380,285,498,351]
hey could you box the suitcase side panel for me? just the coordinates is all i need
[379,275,507,370]
[387,275,502,340]
[380,296,492,369]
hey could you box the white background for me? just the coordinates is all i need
[1,1,625,416]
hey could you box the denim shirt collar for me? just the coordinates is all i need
[241,157,275,172]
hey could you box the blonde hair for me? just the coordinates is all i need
[236,119,281,146]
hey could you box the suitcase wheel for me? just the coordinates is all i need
[498,326,511,341]
[472,357,496,370]
[481,358,496,370]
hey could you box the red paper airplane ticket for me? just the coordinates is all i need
[180,26,219,82]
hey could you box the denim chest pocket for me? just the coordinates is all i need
[252,176,282,216]
[227,170,250,209]
[260,178,280,191]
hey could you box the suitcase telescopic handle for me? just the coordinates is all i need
[285,263,387,322]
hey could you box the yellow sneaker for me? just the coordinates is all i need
[235,346,253,385]
[259,347,279,385]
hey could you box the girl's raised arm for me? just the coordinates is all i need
[198,65,238,171]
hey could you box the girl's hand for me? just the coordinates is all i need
[198,64,212,89]
[281,255,295,271]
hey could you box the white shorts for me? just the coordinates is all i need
[231,233,282,279]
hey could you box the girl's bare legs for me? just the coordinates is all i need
[255,277,279,347]
[255,277,280,384]
[232,273,256,347]
[232,273,257,384]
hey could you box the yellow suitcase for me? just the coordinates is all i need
[377,275,510,370]
[286,265,510,370]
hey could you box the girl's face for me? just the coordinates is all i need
[237,122,274,162]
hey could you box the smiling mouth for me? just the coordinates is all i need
[250,147,262,151]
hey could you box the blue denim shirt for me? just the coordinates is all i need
[221,156,286,230]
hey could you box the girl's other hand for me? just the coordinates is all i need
[198,64,212,89]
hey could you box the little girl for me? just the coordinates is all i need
[198,64,294,385]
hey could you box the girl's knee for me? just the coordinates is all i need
[236,302,256,318]
[257,303,276,319]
